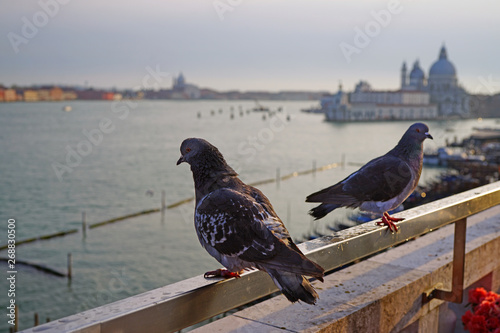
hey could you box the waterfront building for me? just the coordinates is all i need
[172,72,201,99]
[320,83,349,120]
[61,90,78,100]
[76,89,111,100]
[3,89,17,102]
[38,89,51,101]
[426,46,469,116]
[102,92,115,100]
[24,90,39,102]
[323,80,438,121]
[50,87,63,101]
[324,45,469,121]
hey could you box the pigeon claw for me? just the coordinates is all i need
[204,268,241,279]
[375,212,404,232]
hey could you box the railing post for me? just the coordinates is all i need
[423,217,467,303]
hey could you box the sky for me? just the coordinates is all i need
[1,0,500,94]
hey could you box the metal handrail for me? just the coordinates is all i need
[22,182,500,333]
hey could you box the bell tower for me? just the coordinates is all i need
[401,62,407,89]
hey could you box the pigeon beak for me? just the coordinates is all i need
[425,132,433,140]
[176,156,185,165]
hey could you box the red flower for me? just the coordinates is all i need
[486,317,500,331]
[485,292,499,304]
[463,310,474,330]
[470,315,488,333]
[463,288,500,333]
[470,288,488,305]
[476,301,493,317]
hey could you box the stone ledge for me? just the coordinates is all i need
[192,205,500,333]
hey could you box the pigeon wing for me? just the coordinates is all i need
[196,188,323,278]
[307,155,413,205]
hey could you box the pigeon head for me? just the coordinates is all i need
[177,138,236,174]
[391,122,432,160]
[177,138,208,166]
[403,123,433,143]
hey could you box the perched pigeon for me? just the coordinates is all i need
[177,138,324,304]
[306,123,433,232]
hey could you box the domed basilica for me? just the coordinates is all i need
[401,45,469,116]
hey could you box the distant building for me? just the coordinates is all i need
[4,89,17,102]
[172,73,200,99]
[323,45,468,121]
[61,90,78,100]
[321,83,350,120]
[143,89,172,99]
[38,89,51,101]
[24,90,39,102]
[426,46,469,116]
[199,88,225,99]
[324,82,437,121]
[16,86,78,101]
[102,92,115,100]
[76,89,115,100]
[50,87,63,101]
[401,45,469,116]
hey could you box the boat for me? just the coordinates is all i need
[301,106,324,114]
[252,101,269,112]
[423,147,486,167]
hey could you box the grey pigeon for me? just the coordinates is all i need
[306,123,433,232]
[177,138,325,304]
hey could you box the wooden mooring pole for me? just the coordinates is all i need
[82,211,87,239]
[161,190,166,212]
[67,253,72,280]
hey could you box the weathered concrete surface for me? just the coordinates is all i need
[193,205,500,333]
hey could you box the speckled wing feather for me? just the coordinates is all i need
[195,188,323,277]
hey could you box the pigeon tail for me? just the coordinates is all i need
[267,269,319,305]
[309,203,341,220]
[249,239,325,281]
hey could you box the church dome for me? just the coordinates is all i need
[409,60,425,79]
[429,46,456,77]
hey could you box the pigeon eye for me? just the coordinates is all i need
[186,148,192,153]
[416,128,420,133]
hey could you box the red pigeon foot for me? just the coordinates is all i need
[204,268,241,279]
[375,212,404,232]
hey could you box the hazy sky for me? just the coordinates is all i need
[1,0,499,94]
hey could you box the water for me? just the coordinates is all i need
[0,100,492,331]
